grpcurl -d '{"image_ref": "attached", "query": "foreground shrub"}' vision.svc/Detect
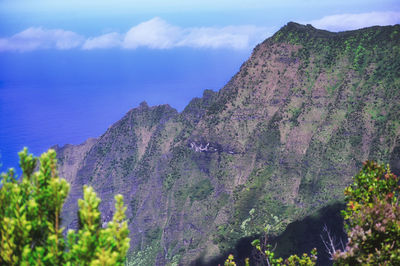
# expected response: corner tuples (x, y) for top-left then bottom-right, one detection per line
(0, 148), (130, 265)
(334, 161), (400, 264)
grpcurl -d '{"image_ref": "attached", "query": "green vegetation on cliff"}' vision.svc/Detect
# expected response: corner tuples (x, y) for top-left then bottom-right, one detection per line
(52, 22), (400, 264)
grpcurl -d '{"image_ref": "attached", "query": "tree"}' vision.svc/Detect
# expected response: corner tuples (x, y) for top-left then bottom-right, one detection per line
(0, 148), (130, 265)
(334, 161), (400, 264)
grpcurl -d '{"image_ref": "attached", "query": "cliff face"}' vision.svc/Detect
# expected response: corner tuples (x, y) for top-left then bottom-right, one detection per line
(56, 22), (400, 264)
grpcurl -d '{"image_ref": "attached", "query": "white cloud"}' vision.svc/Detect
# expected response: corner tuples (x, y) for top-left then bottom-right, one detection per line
(177, 25), (268, 49)
(123, 18), (181, 49)
(82, 32), (122, 49)
(305, 11), (400, 32)
(121, 17), (271, 50)
(0, 27), (84, 52)
(0, 18), (272, 52)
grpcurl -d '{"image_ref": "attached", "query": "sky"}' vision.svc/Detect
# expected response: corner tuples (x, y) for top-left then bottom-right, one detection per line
(0, 0), (399, 171)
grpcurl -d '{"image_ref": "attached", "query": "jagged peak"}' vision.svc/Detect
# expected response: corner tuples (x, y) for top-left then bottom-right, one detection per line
(270, 21), (400, 45)
(181, 89), (218, 123)
(270, 21), (336, 43)
(284, 21), (317, 31)
(133, 101), (177, 113)
(52, 137), (97, 153)
(139, 101), (149, 109)
(202, 89), (217, 98)
(99, 102), (178, 139)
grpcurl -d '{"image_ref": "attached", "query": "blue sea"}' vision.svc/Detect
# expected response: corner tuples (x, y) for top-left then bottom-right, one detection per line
(0, 48), (250, 173)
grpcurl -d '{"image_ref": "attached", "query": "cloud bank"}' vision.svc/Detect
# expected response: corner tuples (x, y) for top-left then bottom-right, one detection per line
(0, 18), (272, 52)
(0, 27), (84, 52)
(2, 12), (398, 52)
(305, 11), (400, 32)
(82, 32), (123, 50)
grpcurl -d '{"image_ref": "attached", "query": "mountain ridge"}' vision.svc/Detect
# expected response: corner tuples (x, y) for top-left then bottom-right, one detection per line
(55, 22), (400, 265)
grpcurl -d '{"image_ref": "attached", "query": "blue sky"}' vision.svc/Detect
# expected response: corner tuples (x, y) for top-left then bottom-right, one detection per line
(0, 0), (399, 170)
(1, 1), (399, 51)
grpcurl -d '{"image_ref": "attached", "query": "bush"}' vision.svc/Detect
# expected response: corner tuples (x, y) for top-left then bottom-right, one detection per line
(334, 161), (400, 264)
(0, 148), (130, 265)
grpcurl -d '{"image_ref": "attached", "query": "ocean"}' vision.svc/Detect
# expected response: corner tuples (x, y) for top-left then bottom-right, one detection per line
(0, 48), (250, 172)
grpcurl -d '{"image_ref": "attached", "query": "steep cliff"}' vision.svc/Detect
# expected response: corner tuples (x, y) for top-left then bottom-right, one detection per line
(55, 22), (400, 265)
